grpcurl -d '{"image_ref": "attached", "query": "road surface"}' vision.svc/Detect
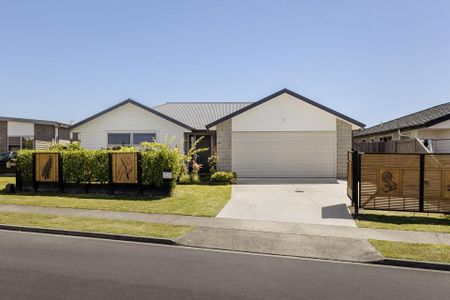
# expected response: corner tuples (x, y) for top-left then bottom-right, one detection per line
(0, 230), (448, 299)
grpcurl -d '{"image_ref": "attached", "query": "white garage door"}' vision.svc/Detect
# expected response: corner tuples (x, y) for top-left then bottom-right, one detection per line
(232, 131), (336, 177)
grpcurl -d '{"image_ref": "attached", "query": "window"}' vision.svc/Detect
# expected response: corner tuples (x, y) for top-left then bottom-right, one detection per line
(21, 137), (34, 149)
(108, 133), (131, 145)
(133, 133), (156, 145)
(379, 136), (392, 142)
(8, 136), (33, 151)
(72, 132), (80, 142)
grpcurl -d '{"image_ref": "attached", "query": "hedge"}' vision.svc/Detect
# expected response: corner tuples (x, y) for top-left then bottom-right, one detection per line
(16, 143), (181, 189)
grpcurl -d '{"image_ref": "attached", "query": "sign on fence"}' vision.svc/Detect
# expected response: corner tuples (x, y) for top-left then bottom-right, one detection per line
(111, 153), (139, 184)
(35, 153), (60, 182)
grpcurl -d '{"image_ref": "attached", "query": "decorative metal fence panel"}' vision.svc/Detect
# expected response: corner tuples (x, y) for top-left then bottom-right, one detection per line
(424, 155), (450, 212)
(348, 152), (450, 214)
(359, 154), (421, 211)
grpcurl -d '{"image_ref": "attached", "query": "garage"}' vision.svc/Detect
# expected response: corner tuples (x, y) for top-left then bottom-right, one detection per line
(232, 131), (336, 177)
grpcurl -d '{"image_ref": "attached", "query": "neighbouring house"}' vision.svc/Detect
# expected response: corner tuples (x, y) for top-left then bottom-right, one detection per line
(0, 116), (70, 152)
(70, 89), (364, 178)
(353, 102), (450, 153)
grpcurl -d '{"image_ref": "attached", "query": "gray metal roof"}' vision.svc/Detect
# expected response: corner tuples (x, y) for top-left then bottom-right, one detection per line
(153, 102), (252, 130)
(354, 102), (450, 137)
(0, 116), (69, 127)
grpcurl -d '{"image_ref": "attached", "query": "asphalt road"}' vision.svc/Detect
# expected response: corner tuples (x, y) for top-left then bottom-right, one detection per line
(0, 230), (449, 300)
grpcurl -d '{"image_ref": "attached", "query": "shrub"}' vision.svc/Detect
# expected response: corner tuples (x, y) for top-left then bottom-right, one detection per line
(190, 173), (201, 184)
(16, 150), (34, 184)
(208, 150), (219, 175)
(178, 173), (191, 184)
(141, 142), (182, 187)
(210, 171), (237, 184)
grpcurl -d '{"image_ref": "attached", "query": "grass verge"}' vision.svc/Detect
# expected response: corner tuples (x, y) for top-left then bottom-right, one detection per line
(356, 210), (450, 234)
(0, 211), (192, 238)
(0, 176), (231, 217)
(370, 239), (450, 264)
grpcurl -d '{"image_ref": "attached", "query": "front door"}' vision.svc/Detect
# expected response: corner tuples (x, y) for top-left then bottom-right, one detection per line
(191, 135), (212, 173)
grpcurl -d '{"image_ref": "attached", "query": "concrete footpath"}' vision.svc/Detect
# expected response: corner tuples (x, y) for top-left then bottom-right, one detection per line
(1, 204), (450, 262)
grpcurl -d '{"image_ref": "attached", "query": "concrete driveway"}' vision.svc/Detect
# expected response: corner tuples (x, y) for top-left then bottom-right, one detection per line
(217, 179), (356, 227)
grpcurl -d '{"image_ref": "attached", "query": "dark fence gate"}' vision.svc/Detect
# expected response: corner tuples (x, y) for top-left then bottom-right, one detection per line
(348, 151), (450, 214)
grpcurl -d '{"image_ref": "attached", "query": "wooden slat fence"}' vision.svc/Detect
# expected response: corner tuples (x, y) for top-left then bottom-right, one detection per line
(353, 140), (428, 154)
(348, 151), (450, 214)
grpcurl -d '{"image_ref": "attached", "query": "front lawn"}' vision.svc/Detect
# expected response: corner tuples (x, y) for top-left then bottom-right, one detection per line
(356, 210), (450, 234)
(0, 180), (231, 217)
(0, 211), (192, 238)
(370, 239), (450, 264)
(0, 176), (15, 191)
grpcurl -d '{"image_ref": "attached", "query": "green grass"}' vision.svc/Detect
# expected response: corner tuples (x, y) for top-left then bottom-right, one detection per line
(370, 239), (450, 264)
(0, 176), (15, 191)
(356, 210), (450, 234)
(0, 211), (192, 238)
(0, 176), (231, 217)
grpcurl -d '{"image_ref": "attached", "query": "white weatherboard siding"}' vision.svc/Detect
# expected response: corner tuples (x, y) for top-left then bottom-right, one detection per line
(232, 93), (337, 132)
(232, 131), (336, 177)
(7, 122), (34, 136)
(72, 103), (186, 150)
(230, 93), (341, 177)
(433, 140), (450, 153)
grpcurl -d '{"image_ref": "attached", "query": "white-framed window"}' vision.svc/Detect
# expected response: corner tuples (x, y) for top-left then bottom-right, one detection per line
(108, 133), (131, 145)
(132, 133), (156, 145)
(107, 132), (156, 147)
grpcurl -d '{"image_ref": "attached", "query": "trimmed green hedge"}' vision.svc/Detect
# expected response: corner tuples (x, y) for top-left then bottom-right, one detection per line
(16, 143), (181, 188)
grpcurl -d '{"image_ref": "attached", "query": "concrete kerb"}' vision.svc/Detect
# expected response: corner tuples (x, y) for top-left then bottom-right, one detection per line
(0, 224), (178, 245)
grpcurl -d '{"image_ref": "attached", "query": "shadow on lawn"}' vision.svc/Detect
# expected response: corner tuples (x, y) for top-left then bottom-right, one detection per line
(358, 213), (450, 226)
(0, 191), (171, 202)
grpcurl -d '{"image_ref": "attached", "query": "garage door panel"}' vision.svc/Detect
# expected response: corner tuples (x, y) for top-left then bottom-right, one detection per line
(232, 131), (335, 177)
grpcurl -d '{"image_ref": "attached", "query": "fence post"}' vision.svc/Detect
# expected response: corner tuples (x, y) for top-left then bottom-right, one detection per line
(137, 152), (143, 195)
(108, 153), (114, 194)
(58, 153), (63, 193)
(352, 151), (360, 216)
(16, 167), (22, 192)
(419, 154), (425, 212)
(32, 152), (37, 192)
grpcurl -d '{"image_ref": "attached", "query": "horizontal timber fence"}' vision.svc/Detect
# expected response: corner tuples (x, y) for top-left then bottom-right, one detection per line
(353, 140), (428, 154)
(348, 151), (450, 215)
(16, 151), (177, 196)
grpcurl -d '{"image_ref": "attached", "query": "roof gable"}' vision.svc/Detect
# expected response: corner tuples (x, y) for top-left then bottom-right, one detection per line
(70, 99), (194, 131)
(205, 88), (365, 128)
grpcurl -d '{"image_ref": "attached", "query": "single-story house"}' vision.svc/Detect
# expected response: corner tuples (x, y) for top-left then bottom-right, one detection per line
(70, 89), (364, 178)
(353, 102), (450, 153)
(0, 116), (70, 152)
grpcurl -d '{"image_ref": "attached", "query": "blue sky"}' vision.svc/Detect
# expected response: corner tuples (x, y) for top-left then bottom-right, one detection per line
(1, 0), (450, 127)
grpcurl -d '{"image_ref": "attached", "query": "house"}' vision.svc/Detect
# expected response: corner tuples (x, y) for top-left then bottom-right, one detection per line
(70, 89), (364, 178)
(0, 116), (70, 152)
(353, 102), (450, 153)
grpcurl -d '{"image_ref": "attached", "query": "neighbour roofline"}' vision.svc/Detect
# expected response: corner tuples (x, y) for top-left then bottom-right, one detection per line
(0, 116), (69, 127)
(354, 113), (450, 138)
(353, 101), (450, 138)
(70, 99), (195, 131)
(205, 88), (366, 128)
